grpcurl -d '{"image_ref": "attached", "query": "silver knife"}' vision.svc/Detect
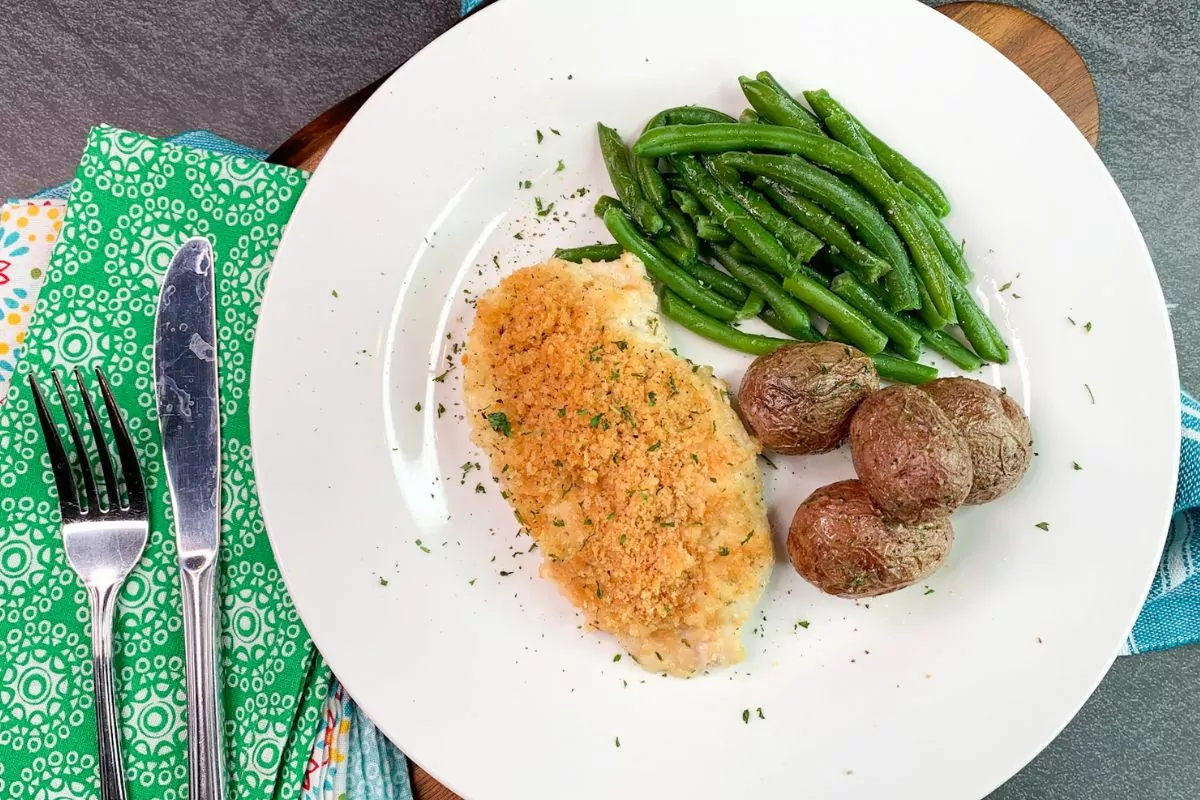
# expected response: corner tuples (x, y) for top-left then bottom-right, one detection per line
(154, 237), (226, 800)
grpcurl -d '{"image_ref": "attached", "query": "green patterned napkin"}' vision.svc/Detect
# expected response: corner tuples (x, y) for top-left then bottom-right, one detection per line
(0, 126), (330, 800)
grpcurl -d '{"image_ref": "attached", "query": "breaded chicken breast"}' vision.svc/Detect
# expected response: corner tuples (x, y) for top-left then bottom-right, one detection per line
(464, 253), (772, 675)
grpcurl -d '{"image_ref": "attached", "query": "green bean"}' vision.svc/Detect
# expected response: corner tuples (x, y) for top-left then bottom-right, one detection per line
(593, 194), (624, 219)
(718, 153), (918, 309)
(760, 308), (822, 342)
(916, 276), (953, 329)
(597, 123), (665, 236)
(754, 178), (891, 283)
(746, 72), (824, 134)
(670, 155), (797, 280)
(694, 216), (733, 243)
(830, 272), (922, 354)
(634, 111), (672, 210)
(739, 108), (761, 124)
(660, 204), (699, 261)
(553, 243), (624, 263)
(660, 290), (789, 355)
(906, 316), (984, 371)
(602, 207), (740, 322)
(737, 291), (766, 320)
(809, 103), (875, 161)
(655, 238), (748, 303)
(948, 279), (1008, 363)
(710, 244), (814, 339)
(781, 275), (887, 354)
(869, 351), (938, 385)
(671, 189), (704, 217)
(862, 130), (950, 217)
(703, 157), (823, 261)
(634, 124), (954, 318)
(804, 89), (950, 216)
(897, 183), (971, 282)
(662, 106), (738, 125)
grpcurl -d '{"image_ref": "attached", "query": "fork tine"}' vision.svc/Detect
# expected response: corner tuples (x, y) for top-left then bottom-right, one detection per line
(52, 370), (100, 514)
(28, 373), (83, 519)
(95, 367), (146, 515)
(74, 368), (121, 511)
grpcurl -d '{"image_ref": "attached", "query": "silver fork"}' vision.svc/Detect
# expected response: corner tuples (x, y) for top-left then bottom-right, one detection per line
(29, 368), (148, 800)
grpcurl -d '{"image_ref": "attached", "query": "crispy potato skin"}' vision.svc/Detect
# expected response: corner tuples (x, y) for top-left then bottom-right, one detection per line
(737, 342), (879, 455)
(787, 480), (953, 597)
(922, 378), (1033, 504)
(849, 384), (973, 523)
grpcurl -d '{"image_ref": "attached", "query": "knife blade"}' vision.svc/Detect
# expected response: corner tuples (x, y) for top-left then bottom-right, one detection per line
(154, 236), (226, 800)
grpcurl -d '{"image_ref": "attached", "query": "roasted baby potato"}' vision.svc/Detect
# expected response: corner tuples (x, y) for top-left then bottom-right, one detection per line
(922, 377), (1032, 504)
(849, 384), (973, 523)
(787, 479), (954, 597)
(737, 341), (879, 455)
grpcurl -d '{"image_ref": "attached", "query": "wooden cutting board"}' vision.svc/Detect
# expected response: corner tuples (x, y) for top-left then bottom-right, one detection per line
(269, 4), (1097, 798)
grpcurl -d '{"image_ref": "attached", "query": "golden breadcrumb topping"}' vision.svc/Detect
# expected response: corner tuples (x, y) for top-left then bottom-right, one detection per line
(464, 254), (772, 674)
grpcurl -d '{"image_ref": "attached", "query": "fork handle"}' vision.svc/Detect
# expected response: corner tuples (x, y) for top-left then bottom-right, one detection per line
(90, 583), (128, 800)
(181, 564), (227, 800)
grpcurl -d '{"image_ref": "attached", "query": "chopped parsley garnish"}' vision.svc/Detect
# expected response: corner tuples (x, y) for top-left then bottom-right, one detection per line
(659, 520), (675, 527)
(499, 570), (513, 576)
(584, 518), (594, 526)
(614, 736), (620, 748)
(331, 289), (339, 298)
(1067, 316), (1077, 325)
(555, 159), (565, 173)
(668, 375), (678, 396)
(535, 129), (544, 143)
(999, 281), (1012, 292)
(647, 441), (662, 452)
(619, 534), (627, 546)
(795, 620), (810, 630)
(475, 483), (486, 494)
(1084, 321), (1093, 333)
(590, 413), (609, 430)
(742, 709), (750, 724)
(647, 391), (657, 406)
(690, 453), (699, 464)
(550, 128), (561, 136)
(613, 654), (621, 662)
(1085, 383), (1095, 404)
(596, 585), (604, 598)
(521, 179), (532, 189)
(1035, 521), (1050, 531)
(718, 547), (730, 556)
(487, 412), (512, 437)
(588, 345), (604, 362)
(610, 368), (621, 382)
(414, 402), (422, 412)
(534, 197), (555, 216)
(513, 231), (524, 240)
(924, 587), (935, 595)
(437, 403), (446, 418)
(614, 340), (628, 351)
(1073, 461), (1083, 471)
(468, 578), (476, 586)
(740, 531), (753, 545)
(607, 511), (616, 520)
(756, 708), (765, 720)
(558, 407), (567, 417)
(433, 366), (454, 382)
(552, 518), (565, 527)
(378, 577), (388, 586)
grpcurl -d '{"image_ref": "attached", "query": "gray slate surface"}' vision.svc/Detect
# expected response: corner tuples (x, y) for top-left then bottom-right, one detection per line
(1, 0), (1198, 797)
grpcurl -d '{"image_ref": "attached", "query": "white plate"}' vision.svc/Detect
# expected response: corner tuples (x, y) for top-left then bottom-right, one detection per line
(250, 0), (1180, 797)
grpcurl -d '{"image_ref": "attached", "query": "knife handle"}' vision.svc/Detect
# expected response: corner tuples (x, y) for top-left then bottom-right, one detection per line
(180, 564), (227, 800)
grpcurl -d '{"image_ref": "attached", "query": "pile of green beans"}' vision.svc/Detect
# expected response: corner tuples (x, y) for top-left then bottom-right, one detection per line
(583, 75), (1009, 383)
